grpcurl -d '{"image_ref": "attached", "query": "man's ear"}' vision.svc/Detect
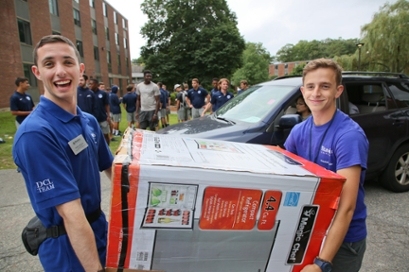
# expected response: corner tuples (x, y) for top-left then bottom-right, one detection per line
(31, 65), (42, 80)
(79, 63), (85, 75)
(335, 85), (344, 99)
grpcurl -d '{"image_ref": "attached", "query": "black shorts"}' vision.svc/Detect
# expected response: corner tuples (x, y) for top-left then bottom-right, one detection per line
(139, 110), (158, 131)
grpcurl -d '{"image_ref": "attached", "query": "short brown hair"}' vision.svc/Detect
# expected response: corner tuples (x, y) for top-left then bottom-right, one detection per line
(240, 80), (248, 85)
(219, 78), (230, 85)
(192, 78), (199, 84)
(33, 35), (80, 66)
(126, 84), (134, 92)
(303, 58), (343, 86)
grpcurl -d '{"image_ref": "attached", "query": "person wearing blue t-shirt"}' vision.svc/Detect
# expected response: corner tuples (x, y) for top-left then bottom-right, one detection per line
(157, 82), (168, 128)
(10, 77), (35, 128)
(284, 59), (368, 272)
(202, 78), (234, 116)
(13, 35), (113, 272)
(89, 78), (111, 145)
(122, 84), (138, 128)
(186, 78), (209, 119)
(77, 74), (96, 115)
(209, 78), (220, 112)
(109, 85), (122, 136)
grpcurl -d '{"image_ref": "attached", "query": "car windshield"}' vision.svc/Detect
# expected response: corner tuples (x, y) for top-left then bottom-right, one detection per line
(216, 85), (296, 123)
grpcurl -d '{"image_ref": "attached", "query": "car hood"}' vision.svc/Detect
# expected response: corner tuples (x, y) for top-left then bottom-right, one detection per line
(157, 115), (251, 140)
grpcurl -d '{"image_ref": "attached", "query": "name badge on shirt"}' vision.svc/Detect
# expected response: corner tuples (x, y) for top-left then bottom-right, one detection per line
(68, 134), (88, 155)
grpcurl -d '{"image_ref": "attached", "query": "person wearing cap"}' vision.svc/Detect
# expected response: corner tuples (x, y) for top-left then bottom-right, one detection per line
(109, 85), (122, 136)
(174, 84), (185, 123)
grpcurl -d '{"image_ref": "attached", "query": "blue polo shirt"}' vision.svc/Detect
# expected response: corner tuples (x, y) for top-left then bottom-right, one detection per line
(211, 91), (234, 111)
(77, 86), (96, 115)
(10, 91), (35, 124)
(210, 88), (220, 111)
(160, 88), (167, 109)
(109, 93), (121, 114)
(187, 87), (208, 108)
(93, 89), (109, 122)
(13, 96), (113, 271)
(122, 92), (137, 113)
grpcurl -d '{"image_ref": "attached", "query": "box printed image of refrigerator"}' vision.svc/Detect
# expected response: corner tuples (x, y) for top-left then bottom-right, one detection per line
(106, 130), (345, 272)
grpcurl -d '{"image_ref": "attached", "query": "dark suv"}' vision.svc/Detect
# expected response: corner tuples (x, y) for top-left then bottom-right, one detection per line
(158, 72), (409, 192)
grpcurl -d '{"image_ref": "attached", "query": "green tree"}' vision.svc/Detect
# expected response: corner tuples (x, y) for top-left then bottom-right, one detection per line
(289, 63), (306, 76)
(360, 0), (409, 73)
(275, 38), (358, 62)
(132, 56), (145, 65)
(140, 0), (245, 87)
(231, 42), (273, 86)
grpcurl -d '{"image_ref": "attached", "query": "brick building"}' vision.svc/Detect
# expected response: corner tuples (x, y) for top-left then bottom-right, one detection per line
(269, 61), (308, 78)
(0, 0), (132, 109)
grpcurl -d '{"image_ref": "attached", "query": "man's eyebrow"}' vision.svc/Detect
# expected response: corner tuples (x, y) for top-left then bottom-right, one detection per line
(41, 55), (75, 62)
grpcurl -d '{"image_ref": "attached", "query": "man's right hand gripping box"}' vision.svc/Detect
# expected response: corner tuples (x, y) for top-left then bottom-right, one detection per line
(106, 129), (345, 272)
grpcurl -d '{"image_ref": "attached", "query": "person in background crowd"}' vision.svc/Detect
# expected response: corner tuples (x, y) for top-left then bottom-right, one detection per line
(209, 78), (220, 113)
(182, 83), (191, 120)
(163, 84), (171, 125)
(98, 82), (106, 91)
(77, 74), (96, 115)
(10, 77), (35, 128)
(122, 84), (138, 128)
(237, 80), (249, 95)
(295, 95), (311, 121)
(109, 85), (122, 136)
(174, 84), (186, 123)
(285, 58), (368, 272)
(186, 78), (209, 119)
(89, 78), (111, 145)
(136, 70), (160, 131)
(201, 78), (234, 116)
(157, 82), (168, 128)
(13, 34), (112, 272)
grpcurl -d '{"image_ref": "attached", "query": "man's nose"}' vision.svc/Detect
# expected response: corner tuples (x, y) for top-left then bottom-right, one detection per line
(55, 63), (67, 77)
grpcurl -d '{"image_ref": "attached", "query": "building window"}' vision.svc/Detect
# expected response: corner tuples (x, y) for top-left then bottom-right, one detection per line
(103, 3), (108, 17)
(109, 77), (113, 87)
(122, 18), (127, 29)
(115, 33), (120, 45)
(49, 0), (59, 16)
(52, 31), (61, 35)
(119, 79), (123, 93)
(91, 19), (97, 34)
(284, 63), (288, 75)
(105, 27), (109, 40)
(73, 0), (79, 3)
(17, 19), (32, 45)
(114, 11), (118, 24)
(125, 57), (129, 74)
(123, 38), (127, 49)
(23, 63), (37, 87)
(76, 40), (84, 57)
(73, 9), (81, 26)
(107, 51), (112, 73)
(89, 0), (95, 7)
(94, 46), (99, 60)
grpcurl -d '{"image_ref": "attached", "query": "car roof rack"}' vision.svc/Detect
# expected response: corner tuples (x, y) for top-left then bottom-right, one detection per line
(342, 71), (409, 79)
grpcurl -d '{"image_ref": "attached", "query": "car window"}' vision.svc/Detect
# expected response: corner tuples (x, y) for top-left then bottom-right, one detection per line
(217, 85), (296, 123)
(344, 83), (388, 114)
(387, 81), (409, 109)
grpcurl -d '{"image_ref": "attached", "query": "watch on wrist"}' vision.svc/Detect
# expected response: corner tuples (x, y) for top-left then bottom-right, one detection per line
(314, 257), (332, 272)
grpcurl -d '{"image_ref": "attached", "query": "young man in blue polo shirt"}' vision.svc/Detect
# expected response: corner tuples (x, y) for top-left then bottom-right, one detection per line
(157, 82), (168, 128)
(109, 85), (122, 136)
(122, 84), (138, 128)
(201, 78), (234, 116)
(186, 78), (209, 119)
(285, 59), (368, 272)
(209, 78), (220, 113)
(77, 74), (96, 115)
(89, 78), (111, 145)
(13, 35), (113, 272)
(10, 77), (35, 128)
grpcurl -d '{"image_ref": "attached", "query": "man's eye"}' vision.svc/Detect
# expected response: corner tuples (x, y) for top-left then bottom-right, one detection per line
(44, 62), (53, 67)
(322, 85), (330, 89)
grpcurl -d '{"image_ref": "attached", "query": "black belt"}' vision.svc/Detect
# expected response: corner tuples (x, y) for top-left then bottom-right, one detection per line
(45, 208), (102, 238)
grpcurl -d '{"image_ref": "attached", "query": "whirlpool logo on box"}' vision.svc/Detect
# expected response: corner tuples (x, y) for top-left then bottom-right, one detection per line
(287, 205), (319, 264)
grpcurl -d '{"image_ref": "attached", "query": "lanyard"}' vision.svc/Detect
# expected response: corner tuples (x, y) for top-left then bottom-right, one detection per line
(309, 111), (337, 163)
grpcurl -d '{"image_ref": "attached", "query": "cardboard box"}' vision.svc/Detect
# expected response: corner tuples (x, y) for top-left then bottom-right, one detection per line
(106, 129), (345, 272)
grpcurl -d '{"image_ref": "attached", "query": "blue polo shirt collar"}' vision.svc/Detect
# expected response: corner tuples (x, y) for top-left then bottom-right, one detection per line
(39, 96), (84, 124)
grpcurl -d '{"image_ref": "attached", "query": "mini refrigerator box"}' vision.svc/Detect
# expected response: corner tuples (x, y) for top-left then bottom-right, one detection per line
(106, 129), (345, 272)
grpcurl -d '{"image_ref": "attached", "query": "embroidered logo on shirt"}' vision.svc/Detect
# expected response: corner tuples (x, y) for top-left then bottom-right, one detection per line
(98, 94), (103, 98)
(36, 179), (55, 193)
(320, 145), (333, 156)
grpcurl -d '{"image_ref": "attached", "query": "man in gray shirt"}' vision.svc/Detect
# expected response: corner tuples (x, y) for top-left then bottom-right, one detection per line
(136, 70), (160, 131)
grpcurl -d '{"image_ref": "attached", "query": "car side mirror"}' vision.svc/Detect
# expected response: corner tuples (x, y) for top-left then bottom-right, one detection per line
(278, 114), (302, 129)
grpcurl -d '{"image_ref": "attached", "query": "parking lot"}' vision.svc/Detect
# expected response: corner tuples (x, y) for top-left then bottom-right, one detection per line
(0, 170), (408, 272)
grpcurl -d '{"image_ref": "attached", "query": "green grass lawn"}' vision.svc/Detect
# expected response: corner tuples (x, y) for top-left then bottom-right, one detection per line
(0, 110), (179, 170)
